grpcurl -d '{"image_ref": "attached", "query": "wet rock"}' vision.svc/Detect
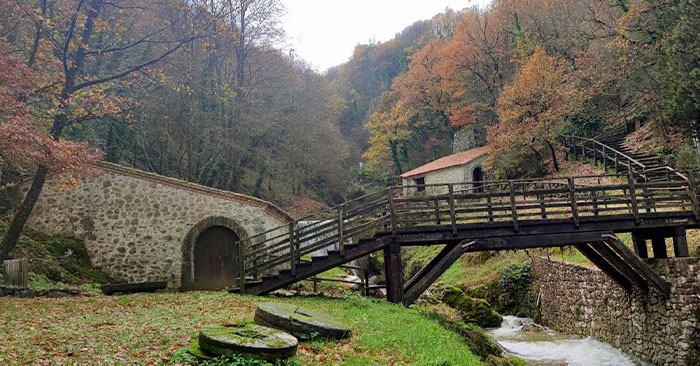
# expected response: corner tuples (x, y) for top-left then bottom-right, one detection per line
(520, 322), (549, 332)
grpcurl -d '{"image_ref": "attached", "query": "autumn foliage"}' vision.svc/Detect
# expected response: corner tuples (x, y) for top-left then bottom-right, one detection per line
(0, 42), (103, 178)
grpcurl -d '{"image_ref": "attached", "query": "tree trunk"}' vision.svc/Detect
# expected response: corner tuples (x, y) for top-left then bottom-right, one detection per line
(0, 165), (47, 261)
(545, 139), (560, 172)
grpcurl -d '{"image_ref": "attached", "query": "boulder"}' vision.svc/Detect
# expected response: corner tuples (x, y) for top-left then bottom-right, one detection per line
(198, 324), (297, 362)
(254, 302), (351, 339)
(443, 286), (503, 328)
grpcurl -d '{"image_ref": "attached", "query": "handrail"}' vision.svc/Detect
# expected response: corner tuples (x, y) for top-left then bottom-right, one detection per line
(234, 171), (699, 293)
(564, 134), (687, 182)
(564, 134), (647, 173)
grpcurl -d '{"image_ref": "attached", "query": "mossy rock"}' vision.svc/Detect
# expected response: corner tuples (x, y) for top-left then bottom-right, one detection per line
(419, 307), (503, 360)
(198, 324), (297, 362)
(443, 286), (502, 328)
(187, 340), (215, 361)
(485, 355), (528, 366)
(254, 302), (351, 339)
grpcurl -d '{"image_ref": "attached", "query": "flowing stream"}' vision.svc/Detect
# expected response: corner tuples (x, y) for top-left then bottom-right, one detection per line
(488, 316), (644, 366)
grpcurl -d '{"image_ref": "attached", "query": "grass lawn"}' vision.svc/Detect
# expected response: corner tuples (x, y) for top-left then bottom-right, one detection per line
(0, 292), (482, 366)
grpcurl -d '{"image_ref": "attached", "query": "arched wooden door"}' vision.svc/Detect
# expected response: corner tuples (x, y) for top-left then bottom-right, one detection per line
(472, 167), (484, 193)
(193, 226), (239, 290)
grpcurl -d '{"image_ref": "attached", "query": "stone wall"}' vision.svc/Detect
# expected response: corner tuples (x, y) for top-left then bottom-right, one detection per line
(533, 257), (700, 365)
(21, 162), (291, 289)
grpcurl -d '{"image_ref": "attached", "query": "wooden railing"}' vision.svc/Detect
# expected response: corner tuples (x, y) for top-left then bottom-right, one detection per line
(564, 134), (687, 182)
(235, 172), (700, 292)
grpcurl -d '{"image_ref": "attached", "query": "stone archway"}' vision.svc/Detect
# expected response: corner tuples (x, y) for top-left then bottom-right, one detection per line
(181, 216), (249, 290)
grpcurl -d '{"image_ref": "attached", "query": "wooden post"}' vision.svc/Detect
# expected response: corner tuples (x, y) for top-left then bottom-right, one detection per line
(628, 173), (640, 224)
(388, 187), (397, 239)
(238, 239), (246, 294)
(651, 237), (668, 258)
(338, 206), (345, 258)
(363, 269), (370, 297)
(289, 222), (296, 277)
(383, 242), (404, 304)
(568, 177), (579, 228)
(3, 259), (28, 287)
(631, 232), (648, 258)
(508, 180), (519, 231)
(434, 197), (441, 225)
(687, 170), (700, 220)
(448, 184), (457, 235)
(614, 154), (619, 174)
(313, 279), (319, 293)
(602, 146), (607, 171)
(538, 190), (546, 219)
(486, 185), (494, 223)
(672, 226), (689, 258)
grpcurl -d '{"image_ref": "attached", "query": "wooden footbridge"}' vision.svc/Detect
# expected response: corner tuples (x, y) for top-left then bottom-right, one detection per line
(233, 134), (696, 306)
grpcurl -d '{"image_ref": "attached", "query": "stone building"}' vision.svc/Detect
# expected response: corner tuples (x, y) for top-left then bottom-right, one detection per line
(20, 162), (292, 290)
(401, 146), (489, 195)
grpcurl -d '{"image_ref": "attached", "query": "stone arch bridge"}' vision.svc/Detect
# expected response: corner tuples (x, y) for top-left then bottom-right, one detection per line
(21, 162), (291, 289)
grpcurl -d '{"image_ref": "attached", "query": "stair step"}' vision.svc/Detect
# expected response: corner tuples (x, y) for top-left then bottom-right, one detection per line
(262, 274), (280, 281)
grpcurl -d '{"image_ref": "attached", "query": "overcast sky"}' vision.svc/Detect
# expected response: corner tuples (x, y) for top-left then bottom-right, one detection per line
(281, 0), (492, 72)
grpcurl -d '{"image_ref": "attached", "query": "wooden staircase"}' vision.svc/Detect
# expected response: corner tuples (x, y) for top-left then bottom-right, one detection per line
(564, 127), (687, 182)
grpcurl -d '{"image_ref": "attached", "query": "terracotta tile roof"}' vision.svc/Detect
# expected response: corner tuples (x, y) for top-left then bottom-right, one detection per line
(400, 146), (489, 179)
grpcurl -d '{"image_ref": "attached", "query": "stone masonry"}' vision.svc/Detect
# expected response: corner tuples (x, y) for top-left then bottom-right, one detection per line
(533, 257), (700, 365)
(21, 162), (291, 289)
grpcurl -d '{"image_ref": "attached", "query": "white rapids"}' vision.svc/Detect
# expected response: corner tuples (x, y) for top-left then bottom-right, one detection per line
(488, 316), (644, 366)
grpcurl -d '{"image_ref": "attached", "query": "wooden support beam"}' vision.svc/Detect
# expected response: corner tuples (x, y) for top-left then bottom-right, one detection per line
(631, 231), (648, 259)
(672, 226), (689, 258)
(651, 237), (668, 258)
(403, 241), (474, 306)
(383, 241), (404, 304)
(603, 234), (671, 298)
(575, 244), (632, 294)
(590, 242), (648, 292)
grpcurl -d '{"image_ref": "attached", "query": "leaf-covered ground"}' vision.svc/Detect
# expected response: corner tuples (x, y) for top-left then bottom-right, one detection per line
(0, 292), (482, 366)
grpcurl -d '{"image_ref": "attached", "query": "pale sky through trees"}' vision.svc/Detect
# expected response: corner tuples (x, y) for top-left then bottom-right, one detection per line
(281, 0), (492, 72)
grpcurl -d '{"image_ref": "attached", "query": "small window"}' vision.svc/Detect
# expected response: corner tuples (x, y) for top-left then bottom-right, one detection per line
(415, 177), (426, 192)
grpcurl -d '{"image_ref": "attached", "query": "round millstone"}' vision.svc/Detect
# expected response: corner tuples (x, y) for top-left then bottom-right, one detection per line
(187, 340), (216, 361)
(198, 324), (298, 362)
(254, 302), (352, 340)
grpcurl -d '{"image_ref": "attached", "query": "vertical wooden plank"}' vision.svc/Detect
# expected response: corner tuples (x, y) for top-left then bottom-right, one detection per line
(388, 187), (397, 239)
(628, 173), (640, 224)
(508, 180), (519, 232)
(602, 145), (607, 171)
(651, 237), (667, 258)
(383, 242), (404, 304)
(288, 222), (296, 277)
(631, 232), (648, 258)
(568, 177), (579, 228)
(538, 188), (546, 219)
(448, 184), (457, 235)
(614, 154), (619, 174)
(687, 170), (700, 220)
(672, 226), (689, 258)
(433, 197), (440, 225)
(338, 206), (345, 258)
(486, 185), (494, 223)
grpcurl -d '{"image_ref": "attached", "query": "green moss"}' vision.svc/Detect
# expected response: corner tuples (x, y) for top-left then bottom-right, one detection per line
(442, 287), (503, 328)
(484, 355), (528, 366)
(9, 231), (112, 286)
(419, 307), (503, 361)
